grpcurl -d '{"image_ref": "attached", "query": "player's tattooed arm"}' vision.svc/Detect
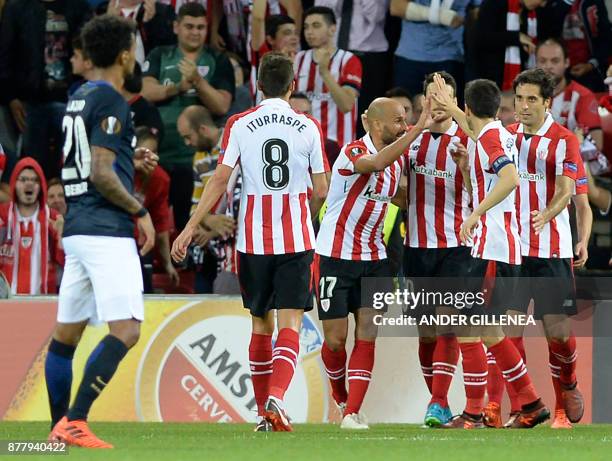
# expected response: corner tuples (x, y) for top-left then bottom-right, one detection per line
(90, 146), (144, 215)
(531, 175), (574, 234)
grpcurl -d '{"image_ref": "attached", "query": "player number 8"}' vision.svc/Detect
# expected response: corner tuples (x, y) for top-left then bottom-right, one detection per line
(262, 138), (290, 190)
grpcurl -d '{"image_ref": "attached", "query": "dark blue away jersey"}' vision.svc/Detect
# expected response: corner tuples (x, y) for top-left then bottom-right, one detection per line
(62, 80), (136, 238)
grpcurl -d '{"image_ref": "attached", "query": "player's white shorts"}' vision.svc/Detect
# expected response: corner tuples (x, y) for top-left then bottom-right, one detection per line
(57, 235), (144, 324)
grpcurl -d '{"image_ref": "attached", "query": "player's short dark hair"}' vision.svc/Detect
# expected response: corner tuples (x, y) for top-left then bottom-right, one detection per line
(513, 68), (555, 100)
(464, 79), (501, 119)
(181, 105), (215, 131)
(135, 125), (159, 145)
(304, 6), (336, 25)
(123, 62), (142, 94)
(290, 91), (310, 102)
(536, 37), (568, 60)
(177, 3), (206, 21)
(258, 52), (294, 98)
(266, 14), (295, 38)
(423, 71), (457, 97)
(385, 86), (412, 99)
(81, 15), (135, 69)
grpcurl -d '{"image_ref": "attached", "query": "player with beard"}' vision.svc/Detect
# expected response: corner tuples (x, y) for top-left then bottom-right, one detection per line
(497, 69), (591, 429)
(46, 15), (155, 448)
(314, 97), (432, 429)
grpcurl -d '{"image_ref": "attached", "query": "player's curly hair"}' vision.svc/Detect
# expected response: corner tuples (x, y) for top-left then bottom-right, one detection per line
(81, 14), (135, 69)
(512, 68), (555, 101)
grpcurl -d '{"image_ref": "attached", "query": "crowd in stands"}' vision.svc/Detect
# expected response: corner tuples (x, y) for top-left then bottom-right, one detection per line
(0, 0), (611, 296)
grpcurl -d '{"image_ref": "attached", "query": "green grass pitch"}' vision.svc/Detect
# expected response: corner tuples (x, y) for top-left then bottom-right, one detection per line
(1, 422), (611, 461)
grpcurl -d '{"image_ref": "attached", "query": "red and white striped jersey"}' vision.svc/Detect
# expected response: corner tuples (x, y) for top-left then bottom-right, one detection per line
(316, 133), (404, 261)
(507, 115), (580, 259)
(404, 121), (472, 249)
(550, 80), (601, 132)
(219, 98), (326, 255)
(469, 120), (522, 265)
(293, 49), (362, 148)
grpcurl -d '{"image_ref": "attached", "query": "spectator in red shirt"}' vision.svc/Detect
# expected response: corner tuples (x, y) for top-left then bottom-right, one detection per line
(0, 158), (64, 294)
(133, 126), (179, 291)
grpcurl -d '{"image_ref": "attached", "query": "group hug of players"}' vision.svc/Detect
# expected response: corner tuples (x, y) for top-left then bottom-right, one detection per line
(175, 52), (588, 432)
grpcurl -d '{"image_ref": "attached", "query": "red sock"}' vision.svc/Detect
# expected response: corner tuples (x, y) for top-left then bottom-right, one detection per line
(418, 338), (436, 394)
(249, 333), (273, 416)
(506, 336), (526, 411)
(549, 346), (564, 410)
(430, 335), (459, 407)
(549, 334), (577, 386)
(269, 328), (299, 401)
(488, 337), (539, 407)
(345, 340), (375, 416)
(321, 341), (348, 405)
(459, 342), (487, 415)
(509, 336), (526, 362)
(486, 352), (504, 405)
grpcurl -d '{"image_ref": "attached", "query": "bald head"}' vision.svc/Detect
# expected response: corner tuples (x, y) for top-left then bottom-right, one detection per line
(366, 97), (403, 123)
(177, 105), (218, 151)
(180, 105), (215, 131)
(365, 97), (408, 147)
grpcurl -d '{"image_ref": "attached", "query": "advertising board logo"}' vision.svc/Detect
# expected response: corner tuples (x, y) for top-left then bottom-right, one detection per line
(135, 301), (328, 423)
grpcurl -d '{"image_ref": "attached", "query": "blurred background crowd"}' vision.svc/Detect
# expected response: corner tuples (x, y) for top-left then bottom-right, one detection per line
(0, 0), (611, 296)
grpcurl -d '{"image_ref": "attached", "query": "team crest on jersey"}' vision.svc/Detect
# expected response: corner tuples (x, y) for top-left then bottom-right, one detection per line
(505, 138), (514, 149)
(21, 237), (32, 249)
(101, 117), (122, 135)
(350, 146), (365, 157)
(320, 299), (330, 312)
(536, 147), (548, 160)
(197, 66), (210, 78)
